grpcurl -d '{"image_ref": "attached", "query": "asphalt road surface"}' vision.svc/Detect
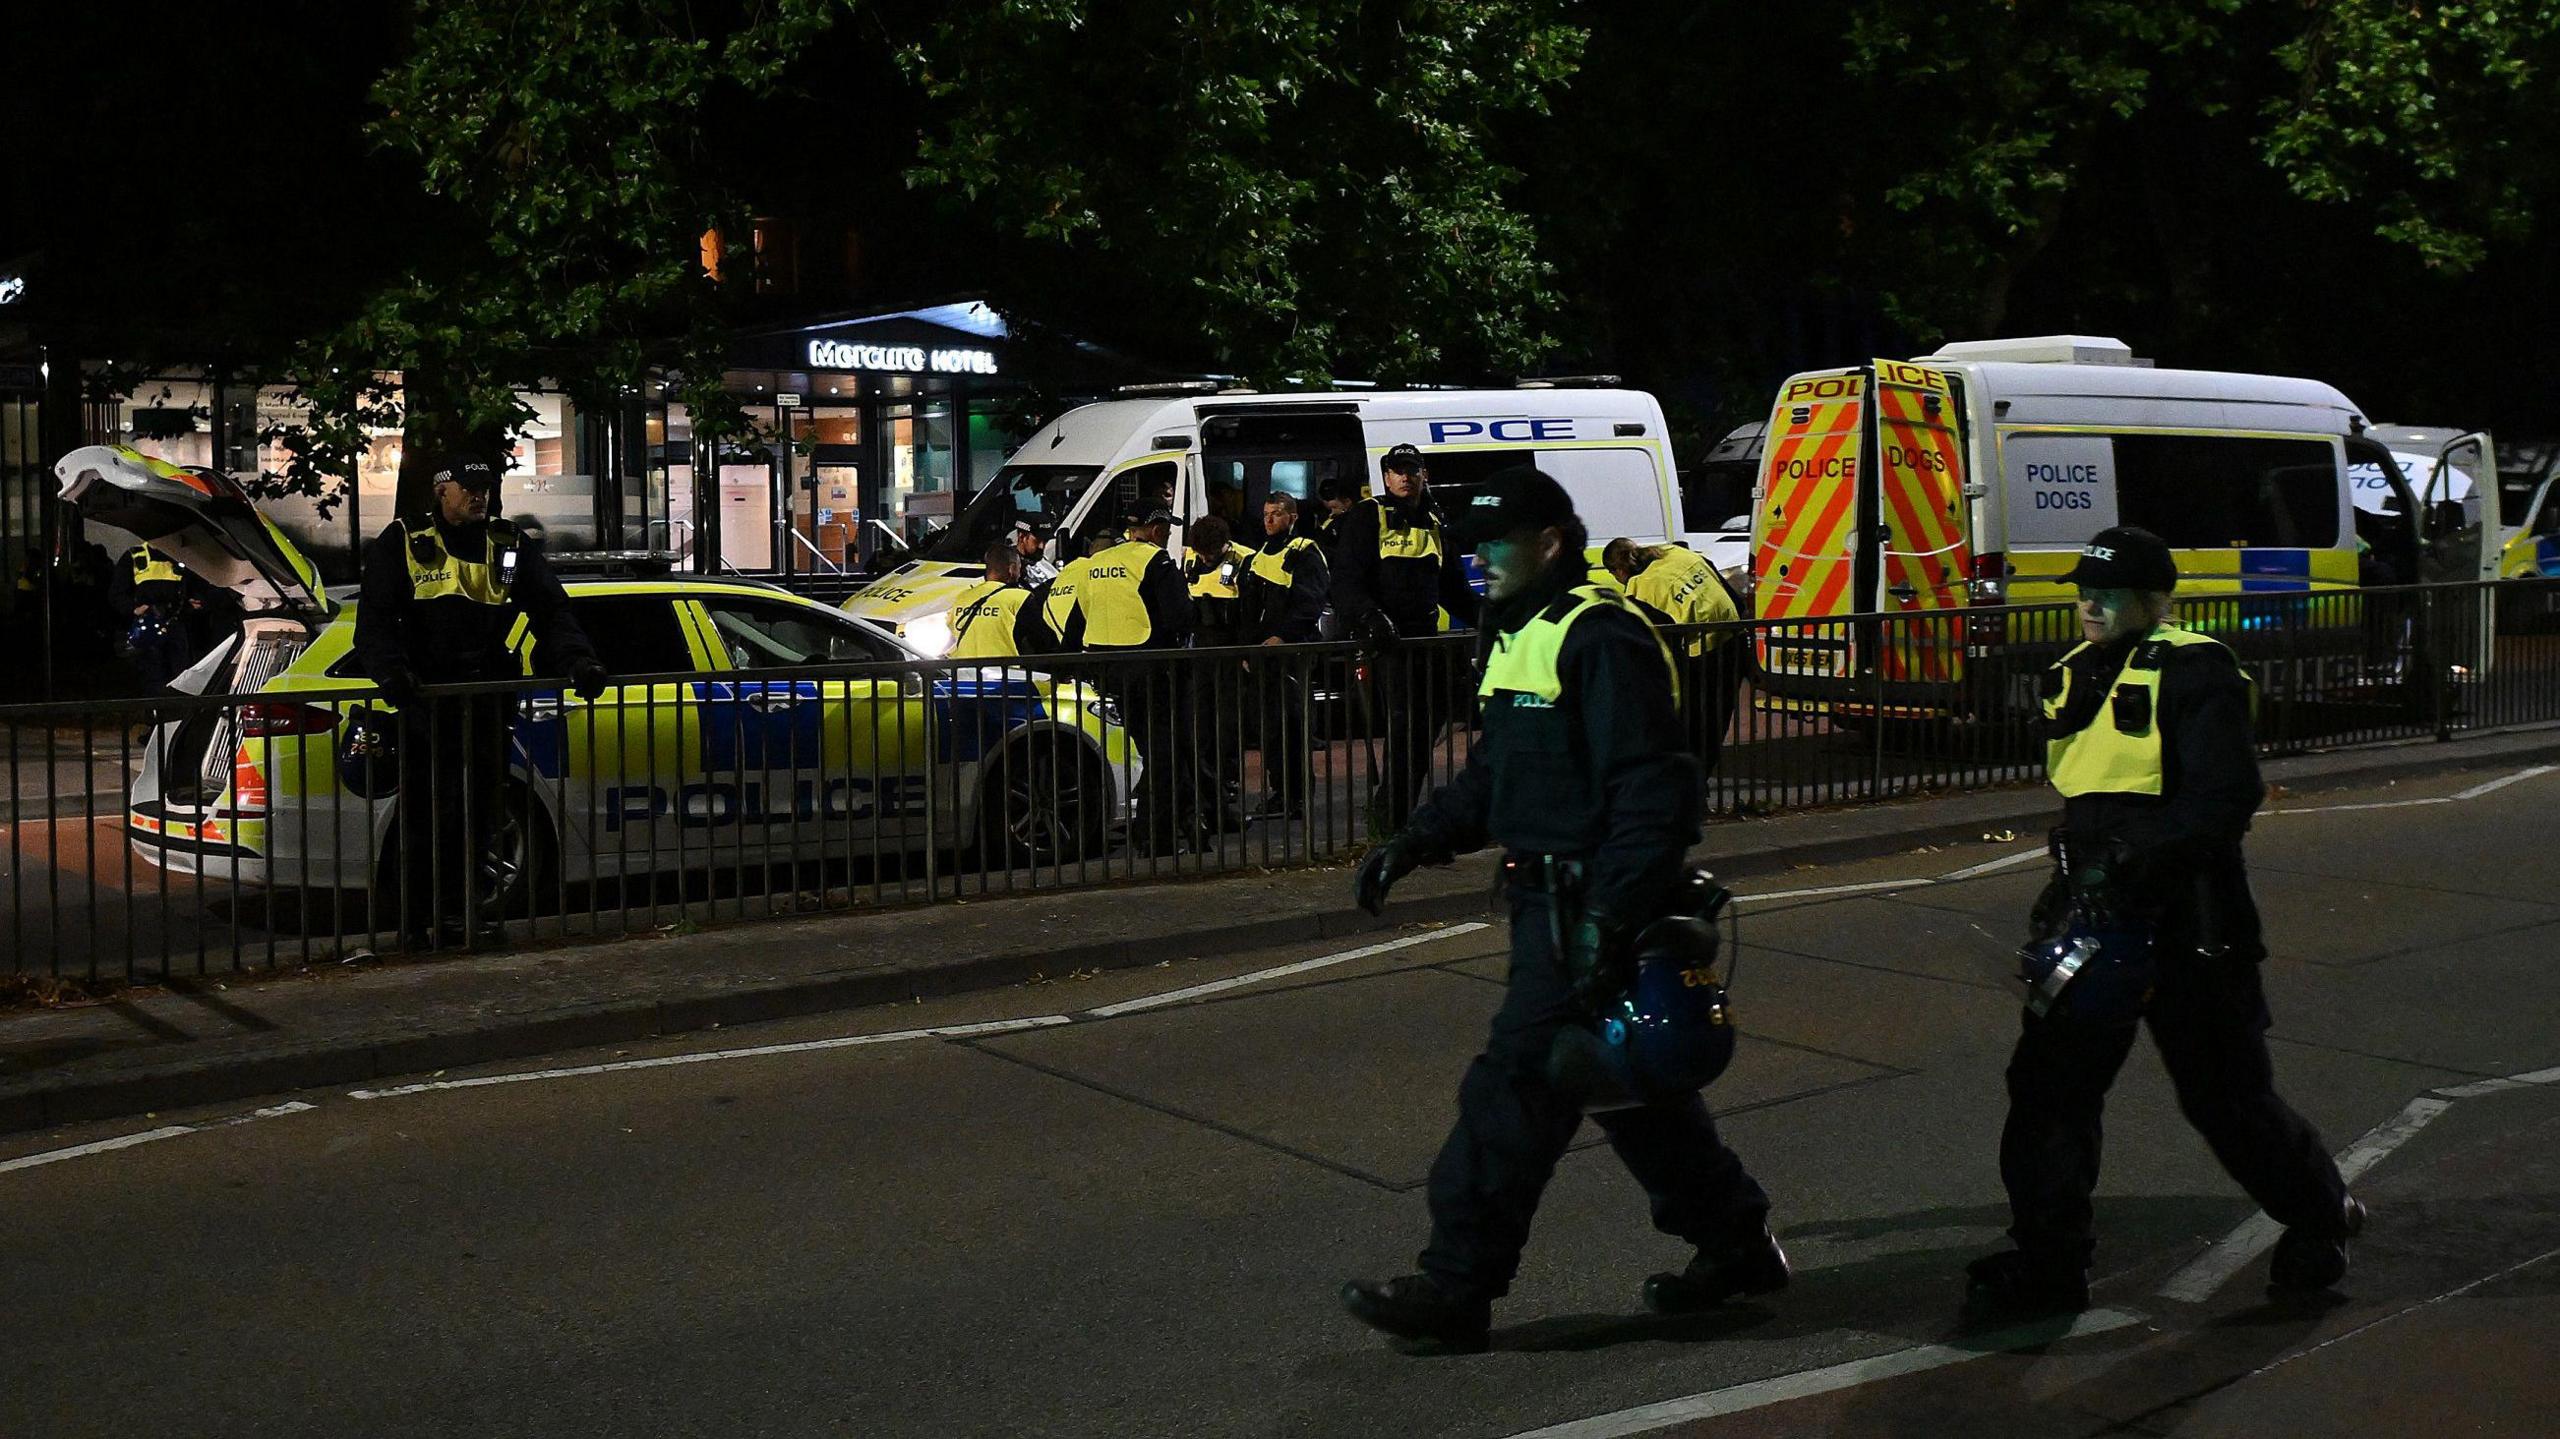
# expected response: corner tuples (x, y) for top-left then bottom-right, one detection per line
(3, 766), (2556, 1438)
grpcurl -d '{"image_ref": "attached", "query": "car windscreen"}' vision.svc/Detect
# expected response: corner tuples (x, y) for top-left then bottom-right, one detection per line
(925, 464), (1101, 562)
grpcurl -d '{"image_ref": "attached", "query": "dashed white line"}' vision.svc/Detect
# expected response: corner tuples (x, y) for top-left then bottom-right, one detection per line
(2451, 763), (2557, 801)
(2265, 796), (2453, 815)
(1937, 848), (2049, 881)
(0, 1099), (317, 1176)
(1503, 1308), (2147, 1438)
(1085, 923), (1492, 1017)
(1736, 878), (1928, 904)
(346, 1015), (1075, 1099)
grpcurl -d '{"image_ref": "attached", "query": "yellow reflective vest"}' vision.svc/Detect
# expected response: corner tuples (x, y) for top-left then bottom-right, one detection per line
(128, 546), (183, 587)
(1629, 546), (1738, 657)
(1189, 542), (1254, 601)
(2043, 625), (2246, 798)
(401, 517), (520, 606)
(1076, 539), (1164, 648)
(1480, 581), (1678, 705)
(948, 578), (1030, 659)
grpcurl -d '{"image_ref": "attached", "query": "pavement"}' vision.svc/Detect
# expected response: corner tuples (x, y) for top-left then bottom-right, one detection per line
(1, 753), (2553, 1437)
(1, 724), (2555, 1139)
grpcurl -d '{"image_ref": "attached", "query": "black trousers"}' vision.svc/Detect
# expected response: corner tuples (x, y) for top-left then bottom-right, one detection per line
(1999, 946), (2348, 1265)
(1420, 890), (1771, 1301)
(1114, 660), (1207, 850)
(1367, 646), (1454, 833)
(391, 694), (511, 934)
(1251, 657), (1312, 808)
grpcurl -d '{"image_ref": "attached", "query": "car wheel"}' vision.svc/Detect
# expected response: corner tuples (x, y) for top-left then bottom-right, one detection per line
(377, 781), (556, 924)
(979, 732), (1109, 867)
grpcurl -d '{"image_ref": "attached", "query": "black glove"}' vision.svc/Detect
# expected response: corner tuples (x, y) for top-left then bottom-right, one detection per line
(1354, 836), (1422, 916)
(571, 658), (610, 701)
(377, 668), (425, 710)
(1354, 609), (1400, 655)
(1564, 909), (1634, 1013)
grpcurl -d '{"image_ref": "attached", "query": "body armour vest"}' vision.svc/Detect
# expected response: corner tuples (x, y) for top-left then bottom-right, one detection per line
(2043, 625), (2249, 797)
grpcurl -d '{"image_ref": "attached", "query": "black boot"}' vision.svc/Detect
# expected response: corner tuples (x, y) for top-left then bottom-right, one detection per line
(2269, 1196), (2367, 1293)
(1963, 1249), (2090, 1321)
(1643, 1226), (1792, 1314)
(1340, 1273), (1491, 1354)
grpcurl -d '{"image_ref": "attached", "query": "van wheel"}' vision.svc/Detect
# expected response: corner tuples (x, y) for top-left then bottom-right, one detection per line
(978, 733), (1109, 867)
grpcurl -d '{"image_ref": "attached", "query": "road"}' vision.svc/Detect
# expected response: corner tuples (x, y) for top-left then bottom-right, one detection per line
(2, 766), (2556, 1438)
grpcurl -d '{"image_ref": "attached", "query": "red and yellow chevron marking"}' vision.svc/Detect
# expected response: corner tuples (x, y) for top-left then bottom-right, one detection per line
(1755, 372), (1865, 678)
(1870, 364), (1972, 683)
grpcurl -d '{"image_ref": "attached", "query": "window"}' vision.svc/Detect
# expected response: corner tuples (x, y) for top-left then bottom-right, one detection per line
(565, 595), (696, 675)
(697, 597), (902, 669)
(1200, 410), (1366, 528)
(2112, 435), (2341, 549)
(925, 463), (1101, 562)
(1059, 460), (1176, 560)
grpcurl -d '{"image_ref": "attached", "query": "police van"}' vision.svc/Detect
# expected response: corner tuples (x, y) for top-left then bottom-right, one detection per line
(843, 385), (1684, 651)
(1749, 336), (2502, 715)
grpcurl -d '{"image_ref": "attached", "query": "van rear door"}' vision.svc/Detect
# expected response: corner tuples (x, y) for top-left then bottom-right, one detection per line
(1870, 360), (1974, 684)
(1753, 368), (1866, 679)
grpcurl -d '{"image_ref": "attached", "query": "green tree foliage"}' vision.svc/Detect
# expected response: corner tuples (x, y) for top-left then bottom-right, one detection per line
(897, 1), (1582, 384)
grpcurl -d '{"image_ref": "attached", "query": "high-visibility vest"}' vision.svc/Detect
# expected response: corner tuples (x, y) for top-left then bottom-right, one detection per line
(1479, 581), (1677, 704)
(1075, 539), (1163, 648)
(2043, 625), (2248, 797)
(1248, 536), (1320, 589)
(1190, 542), (1253, 600)
(400, 517), (520, 606)
(128, 546), (182, 587)
(948, 578), (1029, 659)
(1365, 497), (1445, 563)
(1042, 556), (1097, 642)
(1629, 546), (1738, 656)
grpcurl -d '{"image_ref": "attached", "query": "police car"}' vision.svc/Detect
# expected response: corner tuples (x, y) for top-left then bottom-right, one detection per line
(56, 446), (1137, 910)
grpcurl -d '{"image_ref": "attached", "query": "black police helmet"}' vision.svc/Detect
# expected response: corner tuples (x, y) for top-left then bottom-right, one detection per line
(1380, 442), (1426, 475)
(2060, 525), (2177, 592)
(1446, 465), (1579, 551)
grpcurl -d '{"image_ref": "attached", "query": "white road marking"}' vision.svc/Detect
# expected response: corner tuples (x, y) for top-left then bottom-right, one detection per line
(1736, 878), (1927, 904)
(1938, 848), (2048, 881)
(346, 1015), (1074, 1099)
(1503, 1308), (2146, 1438)
(1083, 923), (1492, 1017)
(2157, 1096), (2452, 1304)
(2433, 1063), (2560, 1100)
(0, 1099), (317, 1176)
(2451, 764), (2557, 801)
(2265, 796), (2453, 815)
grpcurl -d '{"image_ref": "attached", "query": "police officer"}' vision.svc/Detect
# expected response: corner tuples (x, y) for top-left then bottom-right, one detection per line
(1966, 525), (2361, 1318)
(1011, 521), (1059, 587)
(1057, 508), (1198, 853)
(1331, 443), (1481, 832)
(1240, 495), (1330, 817)
(115, 543), (193, 685)
(353, 450), (606, 947)
(1342, 467), (1784, 1353)
(1183, 515), (1251, 649)
(1604, 538), (1750, 769)
(948, 541), (1044, 660)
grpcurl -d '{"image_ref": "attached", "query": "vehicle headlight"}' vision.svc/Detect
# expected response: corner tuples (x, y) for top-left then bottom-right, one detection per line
(904, 613), (954, 658)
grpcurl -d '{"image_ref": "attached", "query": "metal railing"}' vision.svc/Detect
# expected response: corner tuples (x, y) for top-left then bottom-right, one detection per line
(5, 576), (2555, 984)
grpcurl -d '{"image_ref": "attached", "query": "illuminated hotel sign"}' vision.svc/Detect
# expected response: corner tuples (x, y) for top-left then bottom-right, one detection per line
(807, 339), (999, 375)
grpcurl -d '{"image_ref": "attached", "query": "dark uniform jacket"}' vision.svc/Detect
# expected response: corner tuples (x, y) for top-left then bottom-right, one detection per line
(353, 517), (595, 685)
(2045, 633), (2265, 959)
(1239, 531), (1331, 644)
(1402, 564), (1702, 922)
(1329, 494), (1481, 638)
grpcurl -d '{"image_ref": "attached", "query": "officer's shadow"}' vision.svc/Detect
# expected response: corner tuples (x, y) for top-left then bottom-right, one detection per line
(1490, 1196), (2271, 1358)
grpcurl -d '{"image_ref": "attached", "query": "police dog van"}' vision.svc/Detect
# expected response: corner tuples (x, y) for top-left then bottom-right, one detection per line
(1748, 336), (2502, 715)
(844, 385), (1683, 650)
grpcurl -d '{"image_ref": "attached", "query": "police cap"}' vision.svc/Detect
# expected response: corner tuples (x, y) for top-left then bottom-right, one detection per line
(426, 450), (502, 493)
(1380, 443), (1426, 475)
(1126, 506), (1176, 528)
(1446, 465), (1578, 551)
(2060, 525), (2177, 592)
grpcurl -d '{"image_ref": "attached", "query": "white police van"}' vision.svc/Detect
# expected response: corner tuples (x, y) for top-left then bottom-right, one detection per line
(844, 384), (1684, 650)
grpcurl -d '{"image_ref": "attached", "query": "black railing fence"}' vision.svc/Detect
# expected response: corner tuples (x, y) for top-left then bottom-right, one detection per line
(6, 577), (2556, 983)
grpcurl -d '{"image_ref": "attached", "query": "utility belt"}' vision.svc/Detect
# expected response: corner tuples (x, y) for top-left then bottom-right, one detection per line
(1501, 853), (1588, 897)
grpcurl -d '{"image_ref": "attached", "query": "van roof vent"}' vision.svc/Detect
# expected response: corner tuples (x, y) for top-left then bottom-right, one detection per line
(1923, 335), (2141, 367)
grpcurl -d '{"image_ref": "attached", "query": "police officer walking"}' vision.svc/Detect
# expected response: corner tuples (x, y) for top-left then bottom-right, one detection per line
(1330, 443), (1481, 833)
(1966, 525), (2361, 1318)
(948, 541), (1043, 660)
(1343, 468), (1785, 1354)
(1240, 495), (1330, 817)
(353, 450), (606, 948)
(1055, 507), (1199, 853)
(1603, 538), (1750, 768)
